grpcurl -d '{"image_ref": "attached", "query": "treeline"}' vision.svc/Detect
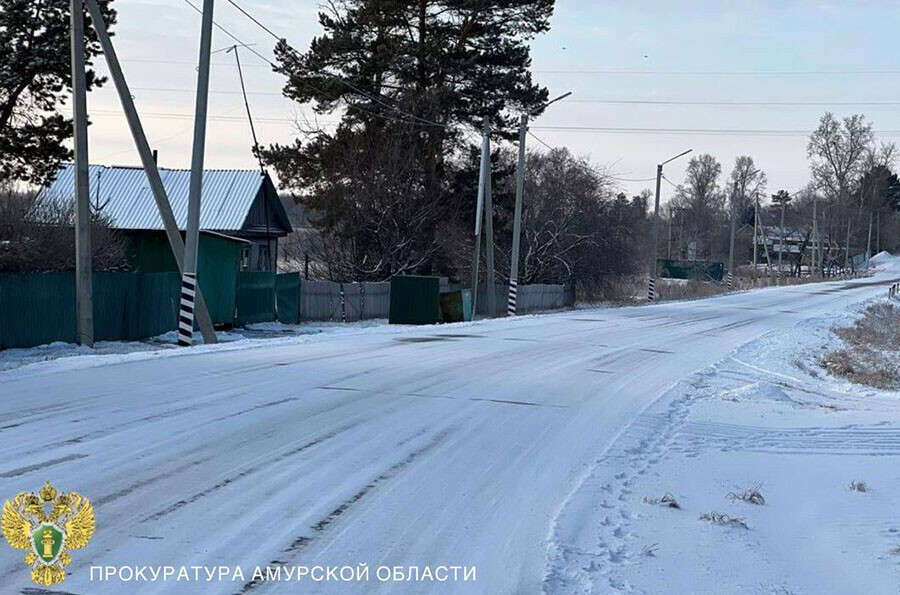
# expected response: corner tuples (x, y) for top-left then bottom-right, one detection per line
(658, 113), (900, 273)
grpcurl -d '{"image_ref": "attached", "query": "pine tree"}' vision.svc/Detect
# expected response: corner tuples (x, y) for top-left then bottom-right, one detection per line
(0, 0), (116, 185)
(263, 0), (554, 277)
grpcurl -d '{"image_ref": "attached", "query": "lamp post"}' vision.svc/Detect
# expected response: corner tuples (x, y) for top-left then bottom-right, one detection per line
(508, 91), (572, 316)
(648, 149), (693, 301)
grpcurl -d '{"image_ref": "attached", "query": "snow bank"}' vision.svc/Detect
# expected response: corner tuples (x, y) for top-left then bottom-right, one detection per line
(869, 250), (893, 265)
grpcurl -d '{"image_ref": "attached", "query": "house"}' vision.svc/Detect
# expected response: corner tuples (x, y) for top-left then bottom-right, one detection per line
(42, 164), (293, 272)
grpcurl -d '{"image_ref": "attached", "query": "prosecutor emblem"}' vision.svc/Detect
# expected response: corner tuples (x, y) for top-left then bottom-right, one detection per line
(2, 481), (95, 585)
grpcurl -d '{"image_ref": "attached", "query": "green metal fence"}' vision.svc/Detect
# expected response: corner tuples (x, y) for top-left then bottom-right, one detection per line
(235, 272), (276, 326)
(389, 276), (442, 325)
(0, 273), (76, 348)
(275, 274), (300, 324)
(0, 272), (182, 349)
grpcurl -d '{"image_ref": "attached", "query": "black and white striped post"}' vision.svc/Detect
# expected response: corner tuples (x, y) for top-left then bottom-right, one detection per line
(648, 277), (656, 302)
(726, 271), (734, 290)
(178, 272), (197, 346)
(508, 279), (518, 315)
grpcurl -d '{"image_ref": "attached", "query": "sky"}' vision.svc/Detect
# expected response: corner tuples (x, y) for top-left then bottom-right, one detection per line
(83, 1), (900, 203)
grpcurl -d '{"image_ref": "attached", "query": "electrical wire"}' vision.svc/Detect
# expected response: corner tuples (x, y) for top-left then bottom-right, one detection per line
(180, 0), (444, 130)
(526, 129), (555, 151)
(221, 0), (448, 129)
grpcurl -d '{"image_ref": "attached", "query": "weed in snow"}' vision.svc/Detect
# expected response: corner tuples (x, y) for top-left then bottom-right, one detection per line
(643, 493), (681, 509)
(727, 483), (766, 505)
(698, 511), (749, 529)
(849, 480), (870, 492)
(641, 543), (659, 557)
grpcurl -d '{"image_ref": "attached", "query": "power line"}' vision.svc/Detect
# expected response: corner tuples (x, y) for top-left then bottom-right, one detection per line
(88, 110), (900, 138)
(526, 129), (555, 151)
(534, 69), (900, 76)
(569, 99), (900, 107)
(181, 0), (442, 129)
(661, 175), (679, 188)
(116, 86), (900, 109)
(181, 0), (276, 69)
(221, 0), (448, 129)
(530, 125), (900, 137)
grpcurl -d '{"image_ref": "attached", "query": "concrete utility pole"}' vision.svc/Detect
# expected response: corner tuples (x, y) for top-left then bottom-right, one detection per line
(812, 195), (818, 277)
(483, 131), (497, 318)
(179, 0), (215, 347)
(508, 92), (571, 316)
(71, 0), (93, 347)
(648, 149), (692, 301)
(84, 0), (217, 344)
(470, 117), (490, 318)
(727, 179), (737, 290)
(778, 197), (786, 279)
(508, 114), (527, 316)
(752, 191), (759, 282)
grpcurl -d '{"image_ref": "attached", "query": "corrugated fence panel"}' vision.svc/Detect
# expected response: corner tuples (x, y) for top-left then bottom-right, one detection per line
(363, 282), (390, 319)
(474, 284), (508, 317)
(93, 272), (140, 341)
(299, 280), (341, 321)
(343, 284), (361, 322)
(135, 273), (181, 338)
(0, 273), (76, 348)
(235, 272), (276, 325)
(275, 273), (300, 324)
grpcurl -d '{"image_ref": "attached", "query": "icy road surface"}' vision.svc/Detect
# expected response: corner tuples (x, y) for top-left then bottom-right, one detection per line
(1, 261), (898, 594)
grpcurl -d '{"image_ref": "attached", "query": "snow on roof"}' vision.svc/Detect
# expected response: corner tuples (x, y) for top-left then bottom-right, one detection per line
(41, 164), (272, 232)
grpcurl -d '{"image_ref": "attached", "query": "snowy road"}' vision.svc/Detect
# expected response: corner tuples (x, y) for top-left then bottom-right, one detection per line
(2, 263), (899, 594)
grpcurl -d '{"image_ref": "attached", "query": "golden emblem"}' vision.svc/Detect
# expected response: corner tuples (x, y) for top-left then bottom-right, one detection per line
(2, 481), (94, 585)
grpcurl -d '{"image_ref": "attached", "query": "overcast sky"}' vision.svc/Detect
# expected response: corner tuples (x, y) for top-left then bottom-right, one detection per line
(84, 1), (900, 201)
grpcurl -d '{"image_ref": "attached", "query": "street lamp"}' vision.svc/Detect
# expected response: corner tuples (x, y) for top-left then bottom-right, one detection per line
(648, 149), (692, 301)
(508, 91), (572, 316)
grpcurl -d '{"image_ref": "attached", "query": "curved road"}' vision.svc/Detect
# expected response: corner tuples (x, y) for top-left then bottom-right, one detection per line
(1, 262), (897, 594)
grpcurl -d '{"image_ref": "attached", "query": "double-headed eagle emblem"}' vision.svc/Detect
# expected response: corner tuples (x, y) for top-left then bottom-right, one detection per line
(2, 481), (94, 586)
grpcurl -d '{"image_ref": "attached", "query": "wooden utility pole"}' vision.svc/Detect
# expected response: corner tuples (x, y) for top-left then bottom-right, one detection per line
(71, 0), (93, 346)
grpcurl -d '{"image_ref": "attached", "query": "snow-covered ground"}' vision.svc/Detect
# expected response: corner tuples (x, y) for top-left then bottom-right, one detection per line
(545, 295), (900, 595)
(1, 257), (898, 594)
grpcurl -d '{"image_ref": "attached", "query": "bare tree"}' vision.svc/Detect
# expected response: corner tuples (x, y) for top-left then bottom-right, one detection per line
(807, 113), (875, 202)
(0, 186), (125, 272)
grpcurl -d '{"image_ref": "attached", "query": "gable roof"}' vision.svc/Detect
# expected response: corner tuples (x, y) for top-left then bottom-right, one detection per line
(41, 164), (291, 234)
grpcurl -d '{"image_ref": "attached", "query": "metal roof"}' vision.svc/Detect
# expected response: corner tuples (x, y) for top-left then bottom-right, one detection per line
(42, 164), (272, 232)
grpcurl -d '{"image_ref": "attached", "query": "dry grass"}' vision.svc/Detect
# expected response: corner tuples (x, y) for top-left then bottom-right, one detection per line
(698, 511), (749, 529)
(726, 483), (766, 505)
(641, 543), (659, 557)
(643, 493), (682, 509)
(849, 480), (870, 493)
(823, 303), (900, 389)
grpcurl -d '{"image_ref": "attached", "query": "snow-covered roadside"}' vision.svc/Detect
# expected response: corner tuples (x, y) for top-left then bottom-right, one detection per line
(0, 321), (393, 378)
(0, 312), (559, 380)
(545, 298), (900, 595)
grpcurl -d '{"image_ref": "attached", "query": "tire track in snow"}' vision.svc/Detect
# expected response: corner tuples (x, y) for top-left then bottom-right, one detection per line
(235, 428), (453, 594)
(141, 419), (367, 523)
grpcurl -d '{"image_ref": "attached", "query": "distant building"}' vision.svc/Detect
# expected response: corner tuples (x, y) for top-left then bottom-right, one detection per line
(42, 164), (293, 272)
